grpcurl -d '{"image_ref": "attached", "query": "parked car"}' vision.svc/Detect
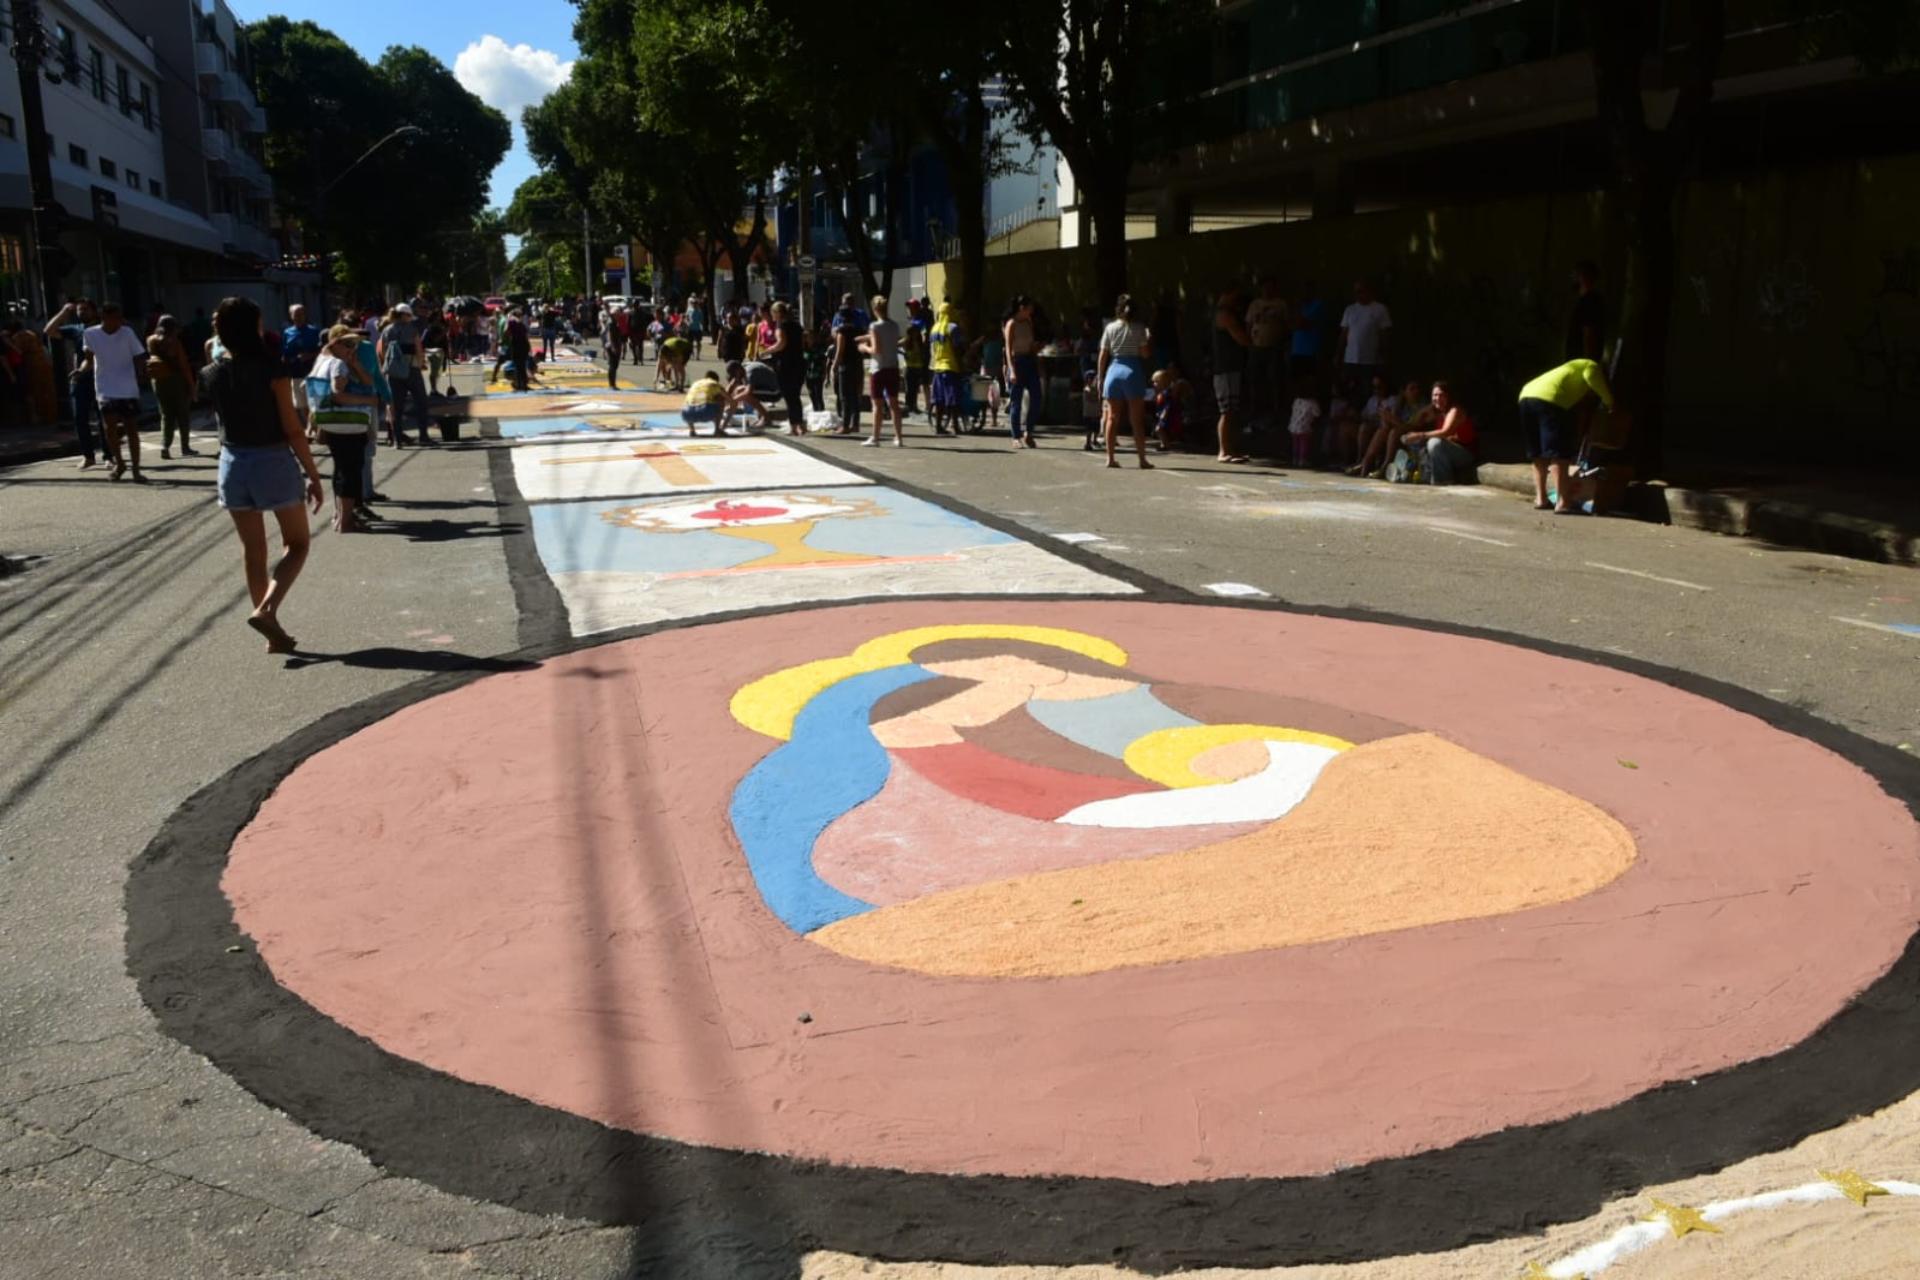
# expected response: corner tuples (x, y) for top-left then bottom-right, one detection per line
(483, 295), (506, 314)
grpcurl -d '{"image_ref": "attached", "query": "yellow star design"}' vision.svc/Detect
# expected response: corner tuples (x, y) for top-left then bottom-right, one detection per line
(1820, 1168), (1890, 1207)
(1641, 1198), (1721, 1238)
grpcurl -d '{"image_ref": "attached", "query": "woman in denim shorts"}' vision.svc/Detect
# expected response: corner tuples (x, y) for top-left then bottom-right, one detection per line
(201, 296), (325, 654)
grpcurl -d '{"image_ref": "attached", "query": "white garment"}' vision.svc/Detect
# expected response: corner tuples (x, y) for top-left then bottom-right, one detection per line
(308, 353), (370, 433)
(1100, 319), (1149, 359)
(1340, 300), (1392, 364)
(1287, 398), (1321, 436)
(83, 324), (146, 400)
(1057, 741), (1341, 829)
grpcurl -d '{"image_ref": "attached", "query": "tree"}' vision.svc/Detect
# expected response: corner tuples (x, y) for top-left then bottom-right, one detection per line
(248, 19), (508, 293)
(442, 210), (508, 294)
(619, 0), (791, 302)
(1583, 0), (1725, 478)
(992, 0), (1205, 308)
(524, 68), (697, 302)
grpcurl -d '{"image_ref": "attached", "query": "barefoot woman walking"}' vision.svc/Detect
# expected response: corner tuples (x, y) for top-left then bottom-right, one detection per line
(202, 296), (324, 654)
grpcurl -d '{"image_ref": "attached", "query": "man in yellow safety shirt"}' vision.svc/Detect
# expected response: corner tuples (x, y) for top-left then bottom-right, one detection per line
(1517, 358), (1619, 514)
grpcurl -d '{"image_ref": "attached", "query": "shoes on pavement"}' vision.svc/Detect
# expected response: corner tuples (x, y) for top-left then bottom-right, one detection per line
(160, 448), (172, 460)
(369, 490), (392, 502)
(181, 447), (200, 456)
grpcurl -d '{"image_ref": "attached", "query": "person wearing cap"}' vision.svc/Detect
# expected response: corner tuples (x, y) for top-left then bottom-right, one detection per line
(378, 304), (432, 446)
(308, 323), (381, 533)
(147, 313), (198, 459)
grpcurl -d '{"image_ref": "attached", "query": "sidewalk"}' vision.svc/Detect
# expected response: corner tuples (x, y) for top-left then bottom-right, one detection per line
(0, 423), (81, 467)
(1476, 461), (1918, 567)
(1, 406), (211, 469)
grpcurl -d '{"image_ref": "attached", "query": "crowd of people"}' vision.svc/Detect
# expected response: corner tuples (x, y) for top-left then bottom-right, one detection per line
(656, 261), (1619, 501)
(26, 261), (1618, 654)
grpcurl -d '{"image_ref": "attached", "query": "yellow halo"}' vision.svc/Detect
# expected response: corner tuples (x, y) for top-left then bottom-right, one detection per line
(730, 624), (1130, 742)
(1124, 724), (1354, 790)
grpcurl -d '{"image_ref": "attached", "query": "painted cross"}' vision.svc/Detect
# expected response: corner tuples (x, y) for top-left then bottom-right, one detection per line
(538, 442), (778, 487)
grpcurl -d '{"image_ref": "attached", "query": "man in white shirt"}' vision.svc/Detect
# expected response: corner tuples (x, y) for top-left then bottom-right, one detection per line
(84, 302), (150, 482)
(1337, 280), (1392, 388)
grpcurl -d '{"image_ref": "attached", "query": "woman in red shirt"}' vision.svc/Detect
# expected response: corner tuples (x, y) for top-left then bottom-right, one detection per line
(1400, 380), (1478, 485)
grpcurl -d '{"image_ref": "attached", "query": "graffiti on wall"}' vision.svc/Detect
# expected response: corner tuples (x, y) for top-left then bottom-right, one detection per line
(1755, 259), (1820, 334)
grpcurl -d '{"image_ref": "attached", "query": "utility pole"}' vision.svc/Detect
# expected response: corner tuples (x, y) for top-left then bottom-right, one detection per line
(10, 0), (70, 317)
(581, 207), (591, 300)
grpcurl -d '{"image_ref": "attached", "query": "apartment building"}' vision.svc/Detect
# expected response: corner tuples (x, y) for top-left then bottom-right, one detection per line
(0, 0), (306, 321)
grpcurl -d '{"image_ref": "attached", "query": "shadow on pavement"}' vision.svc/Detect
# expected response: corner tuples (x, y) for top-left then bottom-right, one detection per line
(280, 647), (538, 674)
(374, 518), (524, 543)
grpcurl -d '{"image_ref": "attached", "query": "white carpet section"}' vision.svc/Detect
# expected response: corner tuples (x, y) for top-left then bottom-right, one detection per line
(1544, 1180), (1920, 1276)
(1056, 741), (1339, 829)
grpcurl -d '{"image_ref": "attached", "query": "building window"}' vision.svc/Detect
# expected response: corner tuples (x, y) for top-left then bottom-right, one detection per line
(126, 169), (140, 189)
(67, 143), (86, 167)
(0, 115), (13, 139)
(88, 47), (105, 102)
(116, 65), (131, 116)
(148, 178), (162, 198)
(54, 25), (76, 81)
(100, 157), (117, 179)
(139, 84), (153, 130)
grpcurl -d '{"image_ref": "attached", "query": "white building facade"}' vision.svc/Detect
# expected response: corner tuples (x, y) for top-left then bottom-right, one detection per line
(0, 0), (305, 323)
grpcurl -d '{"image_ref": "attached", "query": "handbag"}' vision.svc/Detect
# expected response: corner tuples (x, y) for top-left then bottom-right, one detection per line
(310, 405), (374, 434)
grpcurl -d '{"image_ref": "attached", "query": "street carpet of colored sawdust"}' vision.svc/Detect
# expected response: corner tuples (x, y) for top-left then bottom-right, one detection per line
(809, 732), (1637, 977)
(802, 1084), (1920, 1277)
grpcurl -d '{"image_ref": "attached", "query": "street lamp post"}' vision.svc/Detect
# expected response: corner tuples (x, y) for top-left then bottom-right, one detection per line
(309, 125), (424, 323)
(9, 0), (71, 318)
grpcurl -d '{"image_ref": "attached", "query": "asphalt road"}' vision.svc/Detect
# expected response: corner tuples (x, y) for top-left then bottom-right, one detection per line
(1, 354), (1915, 1279)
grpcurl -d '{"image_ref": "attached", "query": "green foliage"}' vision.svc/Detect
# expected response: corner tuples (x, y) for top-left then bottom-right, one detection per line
(504, 170), (580, 239)
(505, 239), (584, 296)
(248, 18), (509, 291)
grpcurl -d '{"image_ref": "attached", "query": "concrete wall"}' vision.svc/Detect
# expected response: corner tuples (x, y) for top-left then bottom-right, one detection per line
(947, 154), (1920, 465)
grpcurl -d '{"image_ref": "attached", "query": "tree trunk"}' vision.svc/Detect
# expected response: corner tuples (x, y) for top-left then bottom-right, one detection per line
(1086, 179), (1129, 310)
(953, 85), (989, 334)
(1616, 162), (1676, 477)
(878, 130), (909, 301)
(1585, 0), (1724, 481)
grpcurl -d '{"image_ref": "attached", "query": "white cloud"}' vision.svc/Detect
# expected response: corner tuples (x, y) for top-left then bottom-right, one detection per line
(453, 35), (575, 119)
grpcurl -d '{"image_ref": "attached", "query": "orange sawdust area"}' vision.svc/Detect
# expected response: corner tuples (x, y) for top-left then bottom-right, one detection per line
(810, 733), (1637, 978)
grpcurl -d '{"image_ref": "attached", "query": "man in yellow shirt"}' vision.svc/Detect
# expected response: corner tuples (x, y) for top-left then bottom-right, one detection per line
(926, 302), (966, 436)
(1517, 358), (1616, 513)
(682, 371), (729, 436)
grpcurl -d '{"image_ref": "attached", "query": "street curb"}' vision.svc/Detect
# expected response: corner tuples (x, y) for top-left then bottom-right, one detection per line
(0, 435), (80, 468)
(1475, 463), (1917, 566)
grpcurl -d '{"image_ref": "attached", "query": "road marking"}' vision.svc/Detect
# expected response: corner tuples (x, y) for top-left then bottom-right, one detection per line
(1584, 562), (1712, 591)
(1205, 582), (1269, 598)
(1053, 532), (1105, 544)
(1834, 616), (1920, 639)
(1427, 525), (1514, 547)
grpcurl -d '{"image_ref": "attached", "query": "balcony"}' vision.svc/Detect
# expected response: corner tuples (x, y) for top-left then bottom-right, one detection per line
(202, 128), (272, 193)
(194, 41), (267, 132)
(213, 211), (277, 263)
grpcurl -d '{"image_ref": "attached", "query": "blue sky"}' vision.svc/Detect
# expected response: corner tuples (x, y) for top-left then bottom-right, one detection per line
(230, 0), (578, 210)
